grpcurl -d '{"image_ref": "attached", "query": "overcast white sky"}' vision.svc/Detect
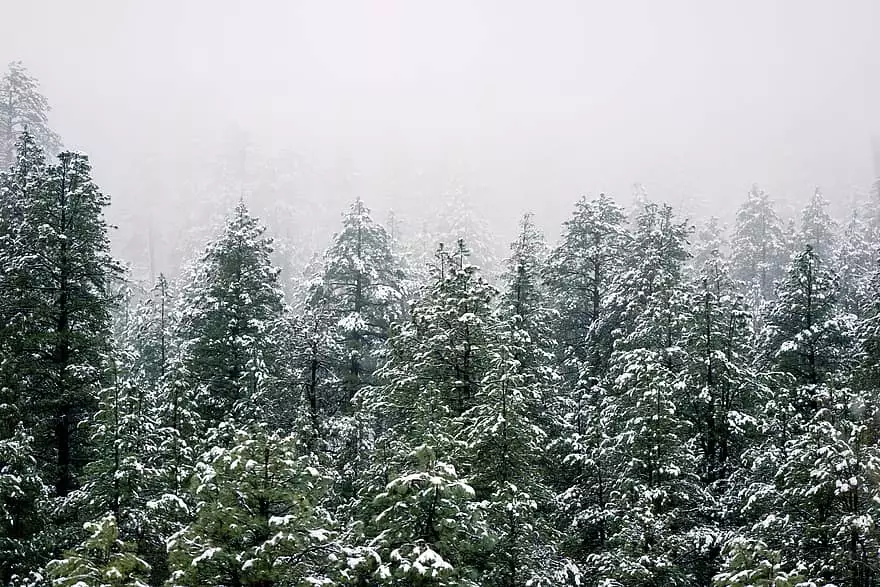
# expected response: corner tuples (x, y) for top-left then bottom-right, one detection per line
(2, 0), (879, 235)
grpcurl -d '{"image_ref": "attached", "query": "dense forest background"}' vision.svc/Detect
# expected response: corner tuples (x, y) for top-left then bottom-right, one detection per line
(3, 62), (880, 587)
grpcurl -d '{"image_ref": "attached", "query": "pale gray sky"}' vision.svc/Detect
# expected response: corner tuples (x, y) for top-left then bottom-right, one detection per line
(2, 0), (879, 253)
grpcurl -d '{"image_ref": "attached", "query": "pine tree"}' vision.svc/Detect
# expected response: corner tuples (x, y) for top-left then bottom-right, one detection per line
(732, 245), (872, 585)
(798, 188), (837, 261)
(166, 425), (338, 587)
(175, 201), (285, 431)
(833, 209), (875, 318)
(456, 215), (563, 585)
(355, 241), (496, 583)
(730, 186), (787, 303)
(0, 62), (61, 168)
(0, 424), (50, 585)
(690, 216), (727, 271)
(74, 349), (161, 581)
(365, 444), (487, 587)
(461, 322), (559, 586)
(544, 194), (629, 381)
(684, 251), (763, 486)
(416, 189), (502, 279)
(761, 245), (850, 388)
(0, 136), (122, 497)
(46, 513), (150, 587)
(126, 274), (175, 391)
(308, 197), (405, 413)
(588, 203), (711, 585)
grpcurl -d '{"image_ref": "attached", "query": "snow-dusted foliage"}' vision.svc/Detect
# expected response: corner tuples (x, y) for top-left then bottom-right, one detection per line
(731, 185), (787, 303)
(2, 88), (880, 585)
(0, 62), (61, 168)
(166, 425), (337, 586)
(174, 201), (286, 430)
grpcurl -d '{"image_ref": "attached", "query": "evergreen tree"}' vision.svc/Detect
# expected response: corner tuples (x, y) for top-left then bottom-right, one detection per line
(690, 215), (727, 271)
(308, 197), (405, 413)
(46, 513), (150, 587)
(456, 215), (563, 585)
(0, 62), (61, 168)
(544, 194), (629, 381)
(74, 349), (161, 581)
(0, 425), (50, 585)
(833, 209), (875, 318)
(175, 201), (285, 431)
(461, 322), (559, 586)
(0, 136), (122, 497)
(730, 186), (786, 302)
(798, 188), (837, 261)
(126, 274), (175, 391)
(166, 425), (338, 587)
(589, 203), (711, 585)
(732, 246), (872, 585)
(356, 241), (496, 583)
(684, 252), (763, 486)
(761, 245), (850, 387)
(365, 444), (487, 587)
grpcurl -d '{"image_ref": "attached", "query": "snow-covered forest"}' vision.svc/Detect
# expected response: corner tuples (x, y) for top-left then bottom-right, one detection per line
(3, 40), (880, 587)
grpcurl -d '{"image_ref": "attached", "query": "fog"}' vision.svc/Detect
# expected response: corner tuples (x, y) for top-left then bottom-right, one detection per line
(2, 0), (879, 276)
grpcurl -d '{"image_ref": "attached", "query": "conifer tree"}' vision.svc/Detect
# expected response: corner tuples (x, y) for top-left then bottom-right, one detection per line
(0, 62), (61, 168)
(0, 425), (50, 585)
(731, 246), (873, 585)
(175, 201), (285, 431)
(544, 194), (629, 380)
(798, 188), (837, 261)
(75, 349), (161, 580)
(730, 186), (786, 302)
(166, 425), (337, 587)
(589, 203), (711, 585)
(46, 513), (150, 587)
(833, 209), (875, 318)
(308, 197), (405, 413)
(690, 215), (727, 271)
(356, 241), (496, 583)
(0, 136), (122, 497)
(458, 215), (563, 585)
(684, 252), (763, 486)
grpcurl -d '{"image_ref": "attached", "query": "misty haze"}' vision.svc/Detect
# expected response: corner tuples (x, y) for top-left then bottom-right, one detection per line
(1, 1), (880, 586)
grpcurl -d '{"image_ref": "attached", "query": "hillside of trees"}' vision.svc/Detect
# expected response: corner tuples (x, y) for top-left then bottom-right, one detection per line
(3, 63), (880, 587)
